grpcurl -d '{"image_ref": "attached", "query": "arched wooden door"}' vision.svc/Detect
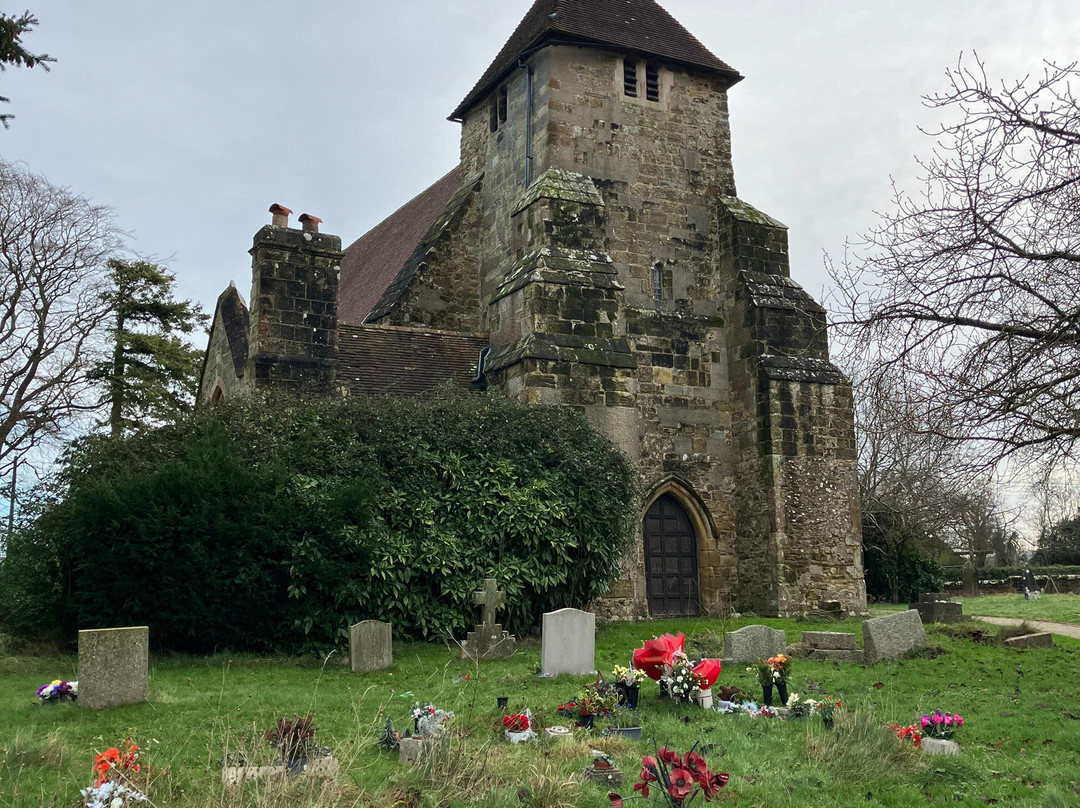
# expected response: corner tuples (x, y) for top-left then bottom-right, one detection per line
(643, 493), (700, 617)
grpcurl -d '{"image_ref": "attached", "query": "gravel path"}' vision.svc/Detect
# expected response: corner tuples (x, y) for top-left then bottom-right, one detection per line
(972, 615), (1080, 640)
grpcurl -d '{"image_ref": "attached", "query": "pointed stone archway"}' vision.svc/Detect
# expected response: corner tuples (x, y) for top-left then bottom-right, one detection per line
(641, 479), (713, 618)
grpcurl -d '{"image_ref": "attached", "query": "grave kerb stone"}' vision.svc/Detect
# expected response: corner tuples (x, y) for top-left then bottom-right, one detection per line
(801, 631), (857, 651)
(1003, 632), (1053, 649)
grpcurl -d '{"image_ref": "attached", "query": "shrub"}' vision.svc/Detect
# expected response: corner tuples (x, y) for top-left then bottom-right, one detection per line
(1, 390), (635, 652)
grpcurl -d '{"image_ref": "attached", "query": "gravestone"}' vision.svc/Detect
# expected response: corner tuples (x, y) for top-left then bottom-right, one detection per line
(722, 625), (786, 664)
(460, 578), (517, 660)
(1022, 569), (1041, 600)
(78, 626), (149, 709)
(350, 620), (392, 673)
(908, 592), (963, 625)
(800, 630), (863, 662)
(862, 610), (928, 663)
(540, 608), (595, 677)
(961, 561), (978, 598)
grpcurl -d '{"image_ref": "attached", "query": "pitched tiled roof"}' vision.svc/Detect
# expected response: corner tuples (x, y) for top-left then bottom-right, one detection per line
(339, 166), (461, 325)
(450, 0), (742, 120)
(337, 323), (489, 396)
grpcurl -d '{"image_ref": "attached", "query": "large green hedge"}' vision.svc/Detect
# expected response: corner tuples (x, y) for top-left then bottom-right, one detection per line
(0, 392), (636, 653)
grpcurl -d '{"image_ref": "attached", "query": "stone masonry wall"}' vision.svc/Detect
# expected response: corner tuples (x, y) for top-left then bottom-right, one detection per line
(199, 306), (246, 403)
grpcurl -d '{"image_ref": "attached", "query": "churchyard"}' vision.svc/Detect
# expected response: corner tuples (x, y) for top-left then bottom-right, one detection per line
(2, 607), (1078, 808)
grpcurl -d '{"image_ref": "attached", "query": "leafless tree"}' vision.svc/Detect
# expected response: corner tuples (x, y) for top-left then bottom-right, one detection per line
(832, 57), (1080, 470)
(0, 159), (120, 490)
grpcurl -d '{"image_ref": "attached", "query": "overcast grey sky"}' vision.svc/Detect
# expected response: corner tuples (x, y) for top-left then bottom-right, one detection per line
(4, 1), (1078, 320)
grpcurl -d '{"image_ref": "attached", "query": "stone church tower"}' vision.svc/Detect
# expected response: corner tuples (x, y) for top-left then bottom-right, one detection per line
(199, 0), (866, 619)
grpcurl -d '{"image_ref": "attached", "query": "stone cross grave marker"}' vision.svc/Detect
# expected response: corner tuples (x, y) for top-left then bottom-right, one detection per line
(539, 608), (596, 677)
(460, 578), (516, 660)
(78, 626), (149, 710)
(474, 578), (505, 627)
(350, 620), (392, 673)
(962, 561), (978, 598)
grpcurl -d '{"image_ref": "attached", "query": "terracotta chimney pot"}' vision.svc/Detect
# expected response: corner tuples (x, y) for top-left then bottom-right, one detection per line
(298, 213), (322, 234)
(269, 203), (293, 227)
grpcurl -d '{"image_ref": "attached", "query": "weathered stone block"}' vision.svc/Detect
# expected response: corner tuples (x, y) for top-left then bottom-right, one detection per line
(350, 620), (392, 673)
(862, 610), (927, 663)
(78, 626), (149, 710)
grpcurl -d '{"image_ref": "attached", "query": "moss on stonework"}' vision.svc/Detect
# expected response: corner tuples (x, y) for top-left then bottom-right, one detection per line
(513, 168), (605, 215)
(718, 197), (787, 229)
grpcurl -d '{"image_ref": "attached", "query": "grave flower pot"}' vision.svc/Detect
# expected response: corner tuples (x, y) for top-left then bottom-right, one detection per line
(776, 681), (789, 706)
(693, 687), (714, 709)
(921, 738), (961, 756)
(580, 713), (595, 730)
(496, 696), (509, 710)
(761, 684), (773, 707)
(823, 716), (835, 730)
(616, 683), (640, 710)
(605, 726), (643, 740)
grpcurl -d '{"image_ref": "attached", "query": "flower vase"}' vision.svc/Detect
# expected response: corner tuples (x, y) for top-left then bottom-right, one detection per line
(762, 683), (773, 707)
(693, 687), (714, 709)
(284, 757), (307, 776)
(823, 716), (834, 730)
(496, 696), (509, 710)
(658, 680), (669, 699)
(776, 681), (789, 707)
(617, 683), (640, 710)
(580, 713), (595, 730)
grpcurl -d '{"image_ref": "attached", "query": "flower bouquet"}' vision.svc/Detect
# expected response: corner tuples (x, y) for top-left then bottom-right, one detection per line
(919, 709), (963, 740)
(753, 654), (790, 706)
(608, 743), (729, 806)
(265, 714), (319, 773)
(36, 679), (77, 703)
(613, 663), (648, 709)
(411, 703), (455, 738)
(503, 709), (535, 743)
(81, 739), (146, 807)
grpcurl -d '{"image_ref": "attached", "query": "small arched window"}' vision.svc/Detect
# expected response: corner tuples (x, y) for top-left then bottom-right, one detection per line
(652, 263), (664, 302)
(211, 385), (225, 404)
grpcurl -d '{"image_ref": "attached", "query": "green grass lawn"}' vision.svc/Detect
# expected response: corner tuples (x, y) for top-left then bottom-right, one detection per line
(2, 615), (1079, 807)
(954, 593), (1080, 625)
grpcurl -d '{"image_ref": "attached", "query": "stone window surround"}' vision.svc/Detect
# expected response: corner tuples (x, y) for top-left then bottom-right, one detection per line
(489, 85), (509, 133)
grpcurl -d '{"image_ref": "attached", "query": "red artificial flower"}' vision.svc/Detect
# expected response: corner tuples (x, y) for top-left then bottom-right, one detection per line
(701, 770), (730, 800)
(502, 714), (529, 732)
(633, 780), (651, 798)
(609, 794), (625, 808)
(657, 746), (683, 770)
(691, 659), (722, 690)
(640, 755), (658, 782)
(684, 750), (708, 782)
(667, 768), (695, 801)
(632, 632), (686, 680)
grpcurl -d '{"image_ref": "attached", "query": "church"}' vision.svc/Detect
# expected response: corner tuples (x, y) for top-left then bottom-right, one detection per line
(198, 0), (866, 620)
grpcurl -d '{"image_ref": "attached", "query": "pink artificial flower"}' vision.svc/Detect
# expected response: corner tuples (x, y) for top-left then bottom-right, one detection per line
(920, 716), (930, 728)
(955, 715), (964, 727)
(931, 713), (944, 725)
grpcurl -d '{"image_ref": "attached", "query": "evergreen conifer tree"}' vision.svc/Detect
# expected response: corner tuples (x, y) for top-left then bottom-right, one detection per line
(91, 259), (208, 437)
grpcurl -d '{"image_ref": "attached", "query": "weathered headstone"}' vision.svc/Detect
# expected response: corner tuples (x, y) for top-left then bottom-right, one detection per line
(460, 578), (517, 660)
(961, 561), (978, 598)
(862, 610), (928, 663)
(540, 608), (595, 677)
(1003, 632), (1053, 649)
(722, 625), (786, 664)
(909, 592), (963, 625)
(350, 620), (392, 673)
(78, 626), (149, 709)
(800, 630), (864, 662)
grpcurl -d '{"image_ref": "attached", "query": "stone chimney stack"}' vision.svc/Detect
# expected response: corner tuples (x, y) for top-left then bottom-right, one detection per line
(246, 205), (343, 396)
